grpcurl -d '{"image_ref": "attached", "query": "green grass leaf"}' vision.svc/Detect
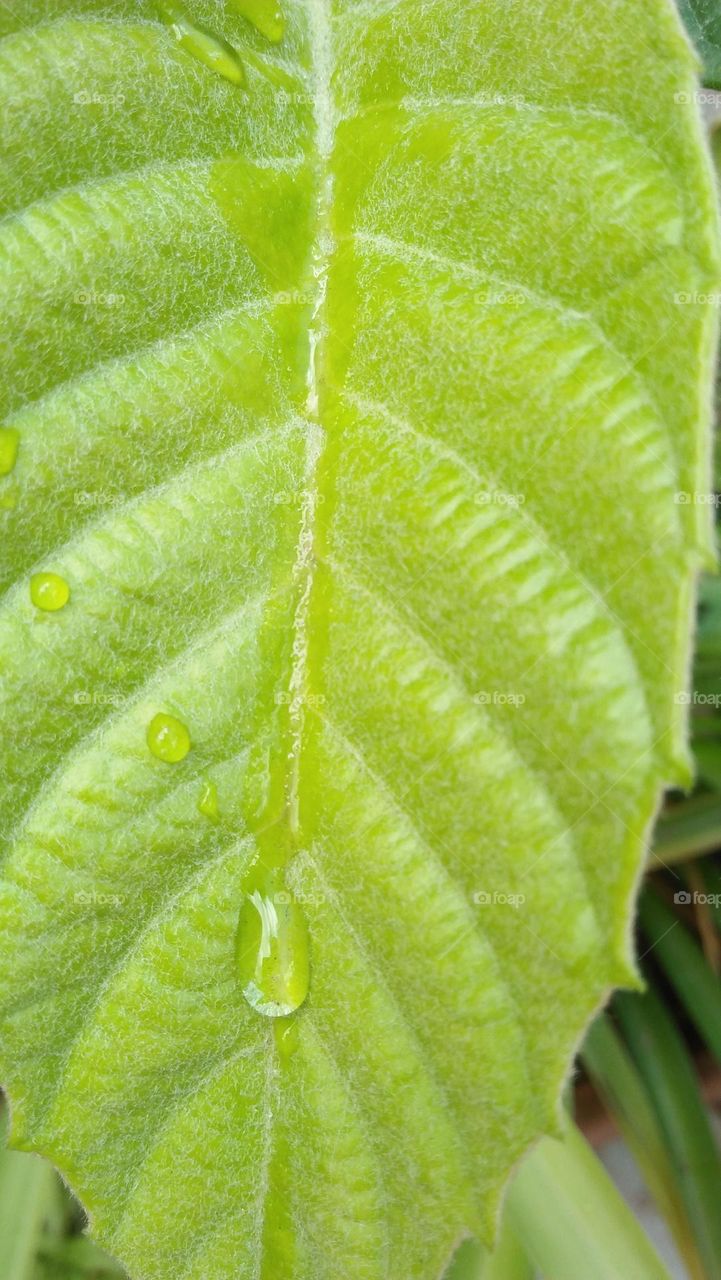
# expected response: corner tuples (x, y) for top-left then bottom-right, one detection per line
(582, 1013), (707, 1279)
(616, 988), (721, 1280)
(0, 2), (719, 1278)
(506, 1119), (672, 1280)
(653, 793), (721, 863)
(0, 1142), (65, 1280)
(639, 885), (721, 1069)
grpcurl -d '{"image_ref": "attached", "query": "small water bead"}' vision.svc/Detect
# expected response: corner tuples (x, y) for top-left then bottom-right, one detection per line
(147, 712), (191, 763)
(227, 0), (285, 43)
(235, 870), (309, 1017)
(30, 572), (70, 612)
(157, 2), (246, 86)
(273, 1016), (299, 1061)
(198, 778), (220, 822)
(0, 428), (19, 476)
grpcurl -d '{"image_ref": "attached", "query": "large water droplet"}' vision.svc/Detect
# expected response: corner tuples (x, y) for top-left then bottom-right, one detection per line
(156, 2), (246, 86)
(0, 427), (19, 477)
(236, 871), (309, 1017)
(30, 572), (70, 612)
(198, 778), (220, 822)
(227, 0), (284, 43)
(147, 712), (191, 763)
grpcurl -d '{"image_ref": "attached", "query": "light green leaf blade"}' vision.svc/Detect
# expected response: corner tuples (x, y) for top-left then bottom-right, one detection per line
(0, 3), (719, 1279)
(507, 1120), (673, 1280)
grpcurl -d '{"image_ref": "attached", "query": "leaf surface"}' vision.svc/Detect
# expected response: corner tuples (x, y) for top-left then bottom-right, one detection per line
(0, 3), (719, 1278)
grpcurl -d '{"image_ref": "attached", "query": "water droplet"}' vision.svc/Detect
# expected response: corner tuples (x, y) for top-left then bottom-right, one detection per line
(156, 2), (246, 86)
(235, 870), (309, 1017)
(273, 1015), (299, 1060)
(147, 712), (191, 763)
(198, 778), (220, 822)
(227, 0), (284, 42)
(0, 428), (19, 477)
(30, 572), (70, 612)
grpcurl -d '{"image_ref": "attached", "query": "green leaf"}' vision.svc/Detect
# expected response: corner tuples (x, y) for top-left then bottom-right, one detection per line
(0, 2), (718, 1278)
(677, 0), (721, 87)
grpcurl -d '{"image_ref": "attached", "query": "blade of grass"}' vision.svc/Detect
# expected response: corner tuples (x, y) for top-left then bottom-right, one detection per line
(689, 715), (721, 739)
(479, 1219), (533, 1280)
(685, 864), (721, 971)
(505, 1118), (672, 1280)
(0, 1145), (64, 1280)
(651, 794), (721, 864)
(638, 886), (721, 1068)
(616, 987), (721, 1280)
(697, 576), (721, 659)
(37, 1236), (127, 1278)
(693, 740), (721, 790)
(581, 1013), (706, 1280)
(443, 1239), (485, 1280)
(697, 858), (721, 933)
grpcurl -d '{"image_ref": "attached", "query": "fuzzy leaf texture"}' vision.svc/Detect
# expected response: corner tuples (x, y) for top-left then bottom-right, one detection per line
(0, 2), (719, 1278)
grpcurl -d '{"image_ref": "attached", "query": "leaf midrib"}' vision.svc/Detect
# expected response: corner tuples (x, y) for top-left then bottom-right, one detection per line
(281, 0), (336, 836)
